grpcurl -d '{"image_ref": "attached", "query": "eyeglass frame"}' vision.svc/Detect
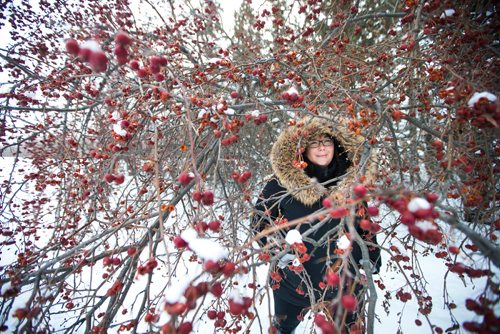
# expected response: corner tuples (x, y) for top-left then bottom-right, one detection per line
(307, 138), (334, 149)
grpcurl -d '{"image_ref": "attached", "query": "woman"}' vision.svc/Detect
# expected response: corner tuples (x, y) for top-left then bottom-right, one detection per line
(252, 117), (381, 334)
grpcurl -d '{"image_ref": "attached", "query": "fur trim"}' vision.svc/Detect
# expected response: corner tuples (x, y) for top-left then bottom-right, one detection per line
(270, 116), (377, 206)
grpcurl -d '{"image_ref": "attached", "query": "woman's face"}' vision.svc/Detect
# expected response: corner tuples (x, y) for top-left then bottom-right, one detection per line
(305, 135), (334, 167)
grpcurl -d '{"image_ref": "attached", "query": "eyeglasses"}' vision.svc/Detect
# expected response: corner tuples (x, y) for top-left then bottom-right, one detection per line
(307, 138), (333, 148)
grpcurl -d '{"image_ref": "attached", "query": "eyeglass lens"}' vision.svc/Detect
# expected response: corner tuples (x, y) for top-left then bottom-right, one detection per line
(309, 139), (333, 148)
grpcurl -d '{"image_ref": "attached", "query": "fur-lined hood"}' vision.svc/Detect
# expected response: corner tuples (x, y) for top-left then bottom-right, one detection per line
(270, 116), (377, 206)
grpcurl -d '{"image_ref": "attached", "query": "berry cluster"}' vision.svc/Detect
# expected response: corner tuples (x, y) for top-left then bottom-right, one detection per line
(104, 173), (125, 185)
(114, 31), (132, 65)
(137, 258), (158, 275)
(231, 170), (252, 184)
(457, 98), (499, 129)
(228, 296), (253, 316)
(192, 190), (215, 205)
(65, 39), (109, 73)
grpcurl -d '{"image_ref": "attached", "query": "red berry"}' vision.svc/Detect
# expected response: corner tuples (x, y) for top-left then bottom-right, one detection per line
(194, 221), (208, 233)
(154, 73), (165, 81)
(448, 246), (460, 254)
(114, 174), (125, 185)
(158, 56), (168, 66)
(192, 191), (203, 202)
(359, 219), (371, 231)
(341, 294), (357, 311)
(241, 171), (252, 180)
(370, 222), (381, 233)
(65, 39), (80, 56)
(144, 313), (157, 323)
(195, 282), (209, 295)
(322, 197), (332, 208)
(228, 299), (244, 315)
(103, 256), (112, 266)
(177, 172), (193, 186)
(177, 321), (192, 334)
(353, 184), (367, 198)
(463, 165), (474, 173)
(319, 322), (335, 334)
(115, 31), (132, 46)
(222, 261), (236, 277)
(201, 191), (214, 205)
(314, 314), (326, 326)
(465, 299), (479, 311)
(208, 220), (221, 232)
(114, 44), (128, 58)
(391, 109), (403, 122)
(106, 278), (123, 295)
(413, 208), (432, 219)
(432, 139), (444, 150)
(400, 211), (415, 225)
(115, 55), (128, 66)
(242, 296), (252, 308)
(325, 272), (339, 286)
(164, 302), (187, 316)
(78, 47), (92, 62)
(173, 236), (188, 248)
(207, 310), (217, 320)
(330, 207), (349, 219)
(127, 247), (137, 256)
(366, 206), (379, 216)
(104, 173), (115, 183)
(425, 192), (439, 203)
(149, 56), (162, 73)
(136, 68), (148, 78)
(449, 263), (466, 274)
(230, 91), (239, 98)
(210, 282), (223, 297)
(204, 259), (220, 273)
(129, 60), (140, 70)
(89, 50), (109, 73)
(145, 258), (158, 271)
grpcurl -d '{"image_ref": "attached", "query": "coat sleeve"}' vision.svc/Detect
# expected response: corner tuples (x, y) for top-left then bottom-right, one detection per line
(351, 204), (382, 274)
(251, 178), (282, 247)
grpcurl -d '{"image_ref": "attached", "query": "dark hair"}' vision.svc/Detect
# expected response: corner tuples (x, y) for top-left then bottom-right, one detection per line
(303, 136), (351, 187)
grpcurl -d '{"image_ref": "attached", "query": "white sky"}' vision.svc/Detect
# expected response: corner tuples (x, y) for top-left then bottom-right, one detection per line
(220, 0), (244, 33)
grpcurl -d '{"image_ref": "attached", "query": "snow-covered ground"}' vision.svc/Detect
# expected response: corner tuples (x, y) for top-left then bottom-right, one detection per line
(1, 156), (495, 333)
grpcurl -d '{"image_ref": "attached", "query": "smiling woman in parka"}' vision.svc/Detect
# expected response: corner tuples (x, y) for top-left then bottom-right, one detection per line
(252, 116), (381, 334)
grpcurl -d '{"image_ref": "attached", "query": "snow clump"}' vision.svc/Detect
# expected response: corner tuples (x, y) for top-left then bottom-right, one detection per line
(285, 230), (302, 245)
(468, 92), (497, 107)
(408, 197), (431, 213)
